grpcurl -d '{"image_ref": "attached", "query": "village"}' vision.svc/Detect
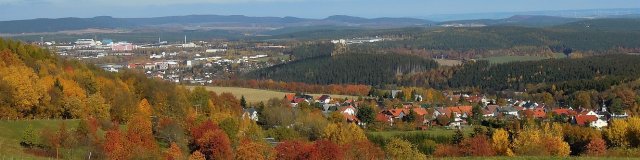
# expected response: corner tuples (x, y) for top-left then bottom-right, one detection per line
(239, 91), (630, 132)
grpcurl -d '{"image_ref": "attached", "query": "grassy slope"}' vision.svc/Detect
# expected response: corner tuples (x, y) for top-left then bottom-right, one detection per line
(188, 86), (357, 103)
(0, 119), (79, 159)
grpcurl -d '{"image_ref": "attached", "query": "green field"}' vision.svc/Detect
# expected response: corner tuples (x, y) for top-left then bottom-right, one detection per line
(479, 53), (567, 64)
(187, 86), (357, 103)
(0, 119), (80, 159)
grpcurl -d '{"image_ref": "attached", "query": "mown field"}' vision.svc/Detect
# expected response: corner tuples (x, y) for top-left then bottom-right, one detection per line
(0, 119), (80, 159)
(188, 86), (358, 103)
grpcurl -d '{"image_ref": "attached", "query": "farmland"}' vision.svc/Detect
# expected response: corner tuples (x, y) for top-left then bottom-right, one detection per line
(188, 86), (358, 103)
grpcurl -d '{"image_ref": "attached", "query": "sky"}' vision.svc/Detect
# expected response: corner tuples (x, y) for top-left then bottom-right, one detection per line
(0, 0), (638, 21)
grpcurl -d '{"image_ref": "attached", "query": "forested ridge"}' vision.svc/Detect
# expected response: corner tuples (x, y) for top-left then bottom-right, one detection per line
(247, 53), (439, 86)
(445, 54), (640, 91)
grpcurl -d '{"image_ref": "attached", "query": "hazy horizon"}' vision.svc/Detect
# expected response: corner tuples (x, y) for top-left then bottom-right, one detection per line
(1, 0), (639, 21)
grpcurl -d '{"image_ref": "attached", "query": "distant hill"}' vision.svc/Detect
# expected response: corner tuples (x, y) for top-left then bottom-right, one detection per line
(0, 15), (434, 34)
(553, 18), (640, 32)
(439, 15), (584, 27)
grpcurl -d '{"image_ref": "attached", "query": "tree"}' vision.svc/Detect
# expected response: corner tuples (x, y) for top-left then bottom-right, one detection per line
(103, 128), (127, 160)
(20, 124), (37, 148)
(492, 129), (514, 156)
(356, 105), (375, 125)
(240, 95), (247, 109)
(384, 138), (426, 160)
(321, 123), (367, 145)
(627, 117), (640, 147)
(188, 151), (206, 160)
(236, 138), (275, 160)
(219, 117), (239, 145)
(165, 143), (183, 160)
(459, 136), (496, 156)
(125, 99), (158, 157)
(310, 140), (344, 160)
(275, 140), (313, 160)
(572, 91), (593, 109)
(402, 109), (417, 122)
(604, 119), (629, 148)
(610, 98), (625, 115)
(452, 129), (464, 144)
(86, 93), (110, 120)
(195, 130), (233, 160)
(344, 141), (385, 160)
(470, 104), (484, 125)
(584, 137), (607, 156)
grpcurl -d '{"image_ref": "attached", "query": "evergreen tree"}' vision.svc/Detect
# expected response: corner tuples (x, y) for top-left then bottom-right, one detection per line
(240, 95), (247, 109)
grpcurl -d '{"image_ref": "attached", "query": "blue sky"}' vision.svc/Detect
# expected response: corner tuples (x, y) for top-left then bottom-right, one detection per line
(0, 0), (638, 21)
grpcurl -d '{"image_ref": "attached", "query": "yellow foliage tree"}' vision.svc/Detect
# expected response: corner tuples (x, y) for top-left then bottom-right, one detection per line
(0, 66), (44, 118)
(236, 139), (275, 160)
(321, 123), (367, 145)
(626, 117), (640, 147)
(604, 119), (630, 148)
(492, 129), (514, 156)
(385, 138), (426, 160)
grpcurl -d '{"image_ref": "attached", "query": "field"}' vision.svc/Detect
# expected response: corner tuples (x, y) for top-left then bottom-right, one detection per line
(188, 86), (358, 103)
(479, 53), (567, 64)
(434, 59), (463, 66)
(0, 119), (80, 159)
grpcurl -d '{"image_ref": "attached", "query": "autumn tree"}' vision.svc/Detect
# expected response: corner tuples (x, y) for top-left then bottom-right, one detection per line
(459, 135), (496, 156)
(385, 138), (426, 160)
(165, 142), (183, 160)
(604, 119), (629, 148)
(492, 129), (514, 156)
(125, 99), (159, 158)
(344, 141), (385, 160)
(236, 138), (275, 160)
(584, 137), (607, 156)
(309, 140), (344, 160)
(103, 128), (127, 160)
(190, 120), (233, 160)
(321, 122), (367, 145)
(188, 151), (206, 160)
(275, 140), (313, 160)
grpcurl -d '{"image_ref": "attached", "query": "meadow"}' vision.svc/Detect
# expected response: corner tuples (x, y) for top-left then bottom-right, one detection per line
(188, 86), (358, 103)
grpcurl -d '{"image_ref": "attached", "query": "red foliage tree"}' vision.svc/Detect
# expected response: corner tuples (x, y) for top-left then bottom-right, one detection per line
(103, 128), (127, 160)
(585, 137), (607, 156)
(309, 140), (344, 160)
(344, 141), (385, 160)
(459, 136), (496, 156)
(275, 140), (313, 160)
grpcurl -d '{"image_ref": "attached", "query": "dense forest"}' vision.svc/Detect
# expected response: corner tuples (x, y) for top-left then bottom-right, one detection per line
(444, 54), (640, 91)
(246, 53), (439, 86)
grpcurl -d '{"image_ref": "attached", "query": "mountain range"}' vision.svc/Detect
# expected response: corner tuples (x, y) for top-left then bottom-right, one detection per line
(0, 15), (434, 34)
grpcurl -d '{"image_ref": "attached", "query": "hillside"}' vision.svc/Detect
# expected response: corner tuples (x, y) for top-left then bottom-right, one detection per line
(246, 53), (438, 86)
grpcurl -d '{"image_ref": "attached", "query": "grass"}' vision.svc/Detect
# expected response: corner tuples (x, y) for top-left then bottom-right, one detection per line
(479, 53), (567, 64)
(367, 127), (473, 139)
(0, 119), (80, 159)
(187, 86), (358, 103)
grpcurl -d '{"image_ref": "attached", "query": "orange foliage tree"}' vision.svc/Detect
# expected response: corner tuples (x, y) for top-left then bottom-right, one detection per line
(190, 120), (233, 160)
